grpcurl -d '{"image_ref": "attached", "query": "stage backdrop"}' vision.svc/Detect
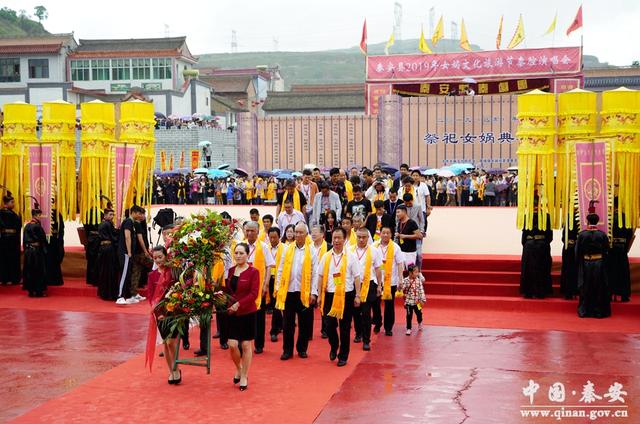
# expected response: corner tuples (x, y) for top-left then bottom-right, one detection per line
(241, 94), (518, 172)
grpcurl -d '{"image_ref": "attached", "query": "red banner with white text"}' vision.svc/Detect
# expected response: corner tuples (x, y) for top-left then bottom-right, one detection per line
(366, 47), (581, 82)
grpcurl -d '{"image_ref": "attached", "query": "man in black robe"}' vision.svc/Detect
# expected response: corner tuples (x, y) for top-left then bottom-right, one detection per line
(84, 222), (100, 286)
(560, 214), (579, 300)
(519, 213), (553, 299)
(97, 209), (120, 300)
(608, 209), (635, 302)
(0, 192), (21, 285)
(23, 207), (47, 297)
(45, 207), (65, 286)
(576, 209), (611, 318)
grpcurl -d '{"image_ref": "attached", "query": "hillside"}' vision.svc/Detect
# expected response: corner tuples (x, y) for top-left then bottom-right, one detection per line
(196, 38), (482, 88)
(0, 7), (49, 37)
(197, 39), (613, 88)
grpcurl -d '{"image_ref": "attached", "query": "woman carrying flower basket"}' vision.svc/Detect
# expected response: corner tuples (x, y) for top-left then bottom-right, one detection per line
(145, 245), (182, 384)
(224, 242), (260, 391)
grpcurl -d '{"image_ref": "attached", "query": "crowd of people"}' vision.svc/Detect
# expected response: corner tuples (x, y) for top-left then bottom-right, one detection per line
(0, 160), (634, 389)
(152, 164), (519, 208)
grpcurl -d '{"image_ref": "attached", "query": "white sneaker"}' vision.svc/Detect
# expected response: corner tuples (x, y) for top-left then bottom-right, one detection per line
(134, 294), (146, 301)
(418, 323), (424, 331)
(115, 297), (127, 305)
(405, 329), (412, 336)
(125, 297), (140, 304)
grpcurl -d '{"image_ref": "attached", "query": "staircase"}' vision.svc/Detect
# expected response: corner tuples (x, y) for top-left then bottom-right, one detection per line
(420, 254), (640, 316)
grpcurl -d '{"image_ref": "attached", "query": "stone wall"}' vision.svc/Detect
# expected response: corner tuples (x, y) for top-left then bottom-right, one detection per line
(73, 127), (237, 170)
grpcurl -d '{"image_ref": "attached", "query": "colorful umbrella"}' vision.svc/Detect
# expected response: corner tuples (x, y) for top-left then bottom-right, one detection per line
(234, 168), (248, 177)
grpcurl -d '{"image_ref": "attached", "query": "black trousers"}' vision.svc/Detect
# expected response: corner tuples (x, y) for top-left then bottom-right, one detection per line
(305, 304), (316, 340)
(359, 282), (379, 344)
(255, 296), (266, 350)
(282, 292), (311, 355)
(383, 286), (398, 332)
(352, 305), (362, 338)
(216, 311), (229, 346)
(268, 276), (283, 336)
(180, 318), (210, 351)
(117, 253), (133, 299)
(323, 290), (355, 362)
(405, 304), (423, 329)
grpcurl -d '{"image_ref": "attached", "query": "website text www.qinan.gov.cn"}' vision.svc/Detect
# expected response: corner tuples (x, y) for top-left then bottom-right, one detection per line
(520, 406), (628, 421)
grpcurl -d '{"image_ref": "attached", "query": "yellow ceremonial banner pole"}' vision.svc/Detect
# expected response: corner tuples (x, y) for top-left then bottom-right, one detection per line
(42, 100), (77, 222)
(80, 100), (115, 225)
(556, 89), (597, 237)
(516, 89), (556, 230)
(119, 100), (155, 215)
(600, 87), (640, 229)
(1, 103), (37, 220)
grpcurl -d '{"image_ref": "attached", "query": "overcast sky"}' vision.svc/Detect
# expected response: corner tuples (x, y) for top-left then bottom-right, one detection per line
(5, 0), (639, 65)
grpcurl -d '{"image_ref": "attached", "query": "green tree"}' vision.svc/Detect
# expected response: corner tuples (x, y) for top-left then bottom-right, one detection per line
(33, 5), (48, 22)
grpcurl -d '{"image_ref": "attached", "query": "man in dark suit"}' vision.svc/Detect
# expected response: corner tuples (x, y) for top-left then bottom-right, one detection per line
(383, 189), (404, 233)
(365, 200), (394, 242)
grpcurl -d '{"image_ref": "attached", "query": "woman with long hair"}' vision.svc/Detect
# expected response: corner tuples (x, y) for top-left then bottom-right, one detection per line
(224, 242), (260, 391)
(322, 210), (338, 244)
(281, 224), (296, 245)
(145, 245), (181, 384)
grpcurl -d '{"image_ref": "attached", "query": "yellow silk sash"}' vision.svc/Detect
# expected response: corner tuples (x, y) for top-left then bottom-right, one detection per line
(352, 245), (372, 300)
(276, 242), (313, 309)
(321, 250), (348, 319)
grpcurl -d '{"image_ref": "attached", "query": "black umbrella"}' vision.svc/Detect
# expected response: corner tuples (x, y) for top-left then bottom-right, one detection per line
(154, 112), (167, 120)
(234, 168), (248, 177)
(256, 170), (274, 178)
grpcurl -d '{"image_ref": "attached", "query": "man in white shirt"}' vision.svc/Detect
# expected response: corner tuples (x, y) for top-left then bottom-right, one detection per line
(277, 199), (307, 230)
(375, 227), (405, 336)
(351, 228), (383, 351)
(316, 227), (362, 367)
(275, 223), (319, 360)
(298, 169), (318, 225)
(365, 178), (388, 203)
(244, 221), (276, 354)
(267, 227), (284, 342)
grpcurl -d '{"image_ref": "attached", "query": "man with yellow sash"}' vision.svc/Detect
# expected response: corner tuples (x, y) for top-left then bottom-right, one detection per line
(277, 199), (306, 231)
(352, 228), (383, 351)
(340, 216), (358, 250)
(258, 214), (274, 244)
(276, 179), (307, 217)
(317, 227), (362, 367)
(275, 223), (319, 360)
(243, 221), (275, 354)
(267, 227), (284, 341)
(310, 225), (330, 339)
(375, 227), (405, 336)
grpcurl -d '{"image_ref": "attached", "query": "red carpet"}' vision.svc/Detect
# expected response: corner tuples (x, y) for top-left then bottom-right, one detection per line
(7, 310), (365, 424)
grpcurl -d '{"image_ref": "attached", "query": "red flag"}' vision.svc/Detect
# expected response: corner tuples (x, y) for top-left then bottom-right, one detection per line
(566, 5), (583, 36)
(359, 19), (367, 55)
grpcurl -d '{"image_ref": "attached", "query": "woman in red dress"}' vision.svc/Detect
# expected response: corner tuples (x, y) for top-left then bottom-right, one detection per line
(224, 242), (260, 391)
(145, 245), (181, 384)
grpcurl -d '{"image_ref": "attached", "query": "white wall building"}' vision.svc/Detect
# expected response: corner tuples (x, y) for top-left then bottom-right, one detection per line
(0, 34), (76, 111)
(0, 35), (211, 117)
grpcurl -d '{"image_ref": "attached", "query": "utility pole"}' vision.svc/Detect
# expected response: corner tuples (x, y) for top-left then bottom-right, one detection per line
(231, 30), (238, 53)
(393, 2), (403, 40)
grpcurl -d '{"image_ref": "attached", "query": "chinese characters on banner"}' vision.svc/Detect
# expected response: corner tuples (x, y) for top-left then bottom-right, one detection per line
(367, 83), (392, 115)
(392, 78), (550, 97)
(553, 78), (582, 93)
(366, 47), (581, 81)
(190, 149), (200, 170)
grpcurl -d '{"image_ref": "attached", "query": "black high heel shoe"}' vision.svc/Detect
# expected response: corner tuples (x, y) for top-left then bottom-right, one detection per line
(173, 370), (182, 385)
(239, 378), (248, 391)
(233, 372), (241, 384)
